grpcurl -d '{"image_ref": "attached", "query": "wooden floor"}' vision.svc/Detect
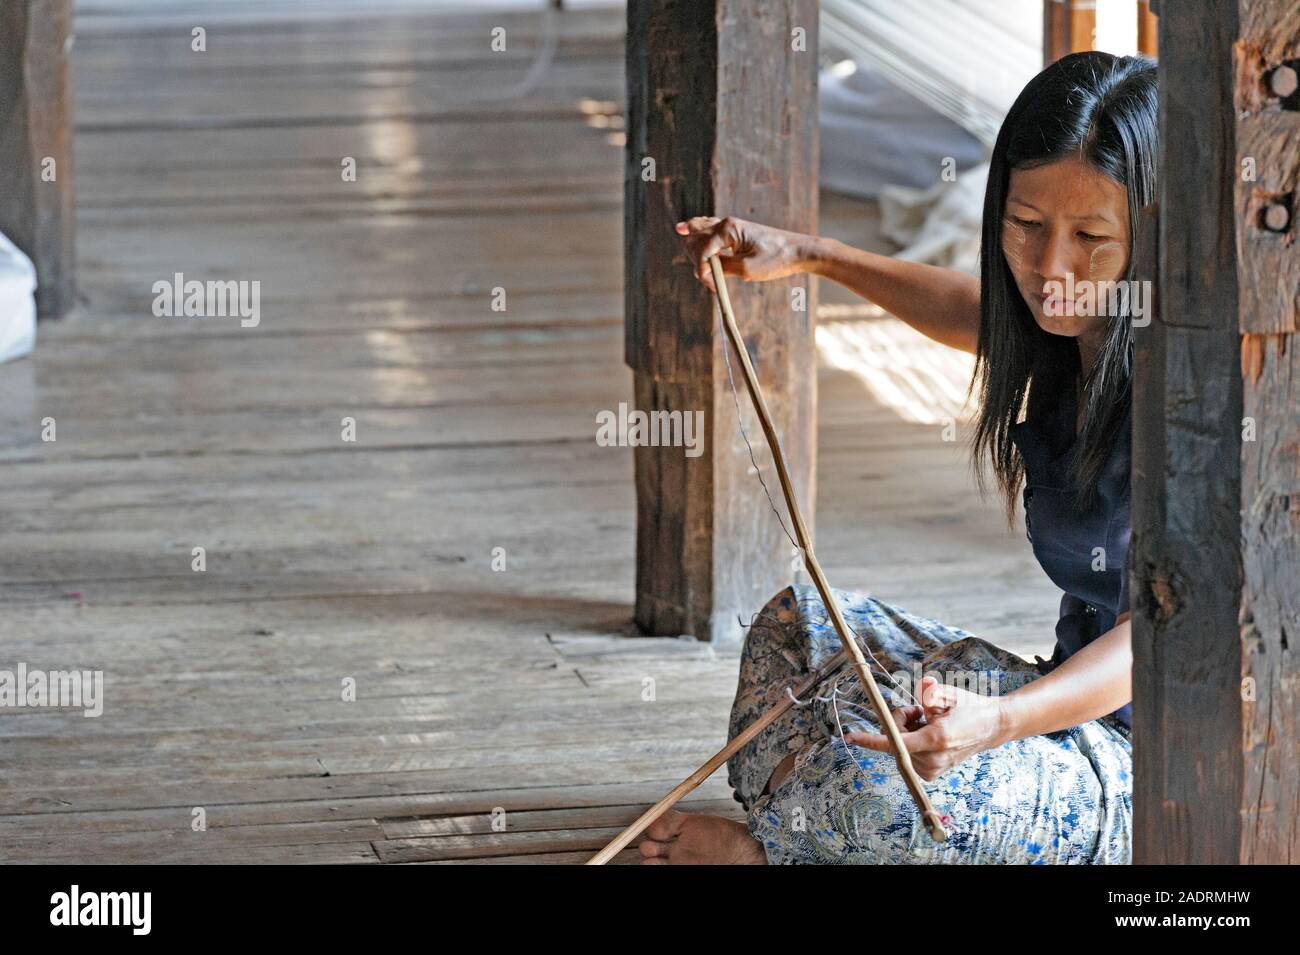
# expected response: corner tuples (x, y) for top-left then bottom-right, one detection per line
(0, 2), (1058, 864)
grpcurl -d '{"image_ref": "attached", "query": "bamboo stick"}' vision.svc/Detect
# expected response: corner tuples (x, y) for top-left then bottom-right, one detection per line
(587, 257), (948, 865)
(584, 649), (848, 865)
(703, 257), (948, 844)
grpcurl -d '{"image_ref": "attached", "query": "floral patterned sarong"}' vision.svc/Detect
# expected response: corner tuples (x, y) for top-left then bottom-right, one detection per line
(726, 585), (1133, 864)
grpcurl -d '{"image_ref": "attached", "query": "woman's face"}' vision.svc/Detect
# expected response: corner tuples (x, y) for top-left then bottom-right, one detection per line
(1001, 157), (1131, 343)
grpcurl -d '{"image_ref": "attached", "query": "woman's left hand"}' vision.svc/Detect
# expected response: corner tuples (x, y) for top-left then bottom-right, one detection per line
(842, 676), (1011, 781)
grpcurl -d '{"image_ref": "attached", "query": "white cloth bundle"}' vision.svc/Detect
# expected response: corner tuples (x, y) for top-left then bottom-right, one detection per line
(878, 162), (990, 275)
(0, 230), (37, 364)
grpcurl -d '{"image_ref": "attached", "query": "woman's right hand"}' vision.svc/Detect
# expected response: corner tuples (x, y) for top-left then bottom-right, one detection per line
(674, 216), (813, 291)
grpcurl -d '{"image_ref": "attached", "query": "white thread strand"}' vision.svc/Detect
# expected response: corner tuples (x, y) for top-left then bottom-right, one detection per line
(715, 282), (951, 835)
(717, 299), (922, 710)
(718, 281), (944, 831)
(843, 614), (923, 708)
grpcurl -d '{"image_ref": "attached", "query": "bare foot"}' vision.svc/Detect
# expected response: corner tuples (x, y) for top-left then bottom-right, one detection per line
(638, 809), (768, 865)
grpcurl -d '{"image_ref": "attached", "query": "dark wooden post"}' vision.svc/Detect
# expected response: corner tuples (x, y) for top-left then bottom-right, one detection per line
(0, 0), (76, 318)
(1133, 0), (1299, 863)
(625, 0), (819, 644)
(1043, 0), (1096, 66)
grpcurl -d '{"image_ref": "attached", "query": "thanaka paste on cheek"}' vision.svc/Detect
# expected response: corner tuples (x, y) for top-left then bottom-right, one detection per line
(1088, 240), (1125, 282)
(1003, 217), (1028, 273)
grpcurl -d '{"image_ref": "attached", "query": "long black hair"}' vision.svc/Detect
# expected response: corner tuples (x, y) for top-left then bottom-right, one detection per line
(970, 51), (1157, 526)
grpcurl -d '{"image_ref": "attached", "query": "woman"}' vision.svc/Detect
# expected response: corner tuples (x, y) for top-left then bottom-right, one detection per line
(640, 51), (1154, 865)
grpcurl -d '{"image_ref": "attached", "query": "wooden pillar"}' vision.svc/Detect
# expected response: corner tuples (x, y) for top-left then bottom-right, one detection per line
(625, 0), (819, 644)
(1043, 0), (1097, 66)
(0, 0), (76, 319)
(1137, 0), (1159, 56)
(1133, 0), (1299, 864)
(1231, 0), (1300, 864)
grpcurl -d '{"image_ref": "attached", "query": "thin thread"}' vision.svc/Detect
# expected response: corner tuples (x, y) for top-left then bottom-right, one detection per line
(842, 615), (922, 708)
(718, 299), (801, 554)
(715, 276), (948, 836)
(781, 679), (908, 826)
(747, 604), (920, 709)
(782, 643), (919, 710)
(459, 8), (558, 101)
(826, 684), (857, 753)
(717, 297), (921, 709)
(828, 681), (955, 834)
(738, 606), (791, 630)
(785, 681), (932, 823)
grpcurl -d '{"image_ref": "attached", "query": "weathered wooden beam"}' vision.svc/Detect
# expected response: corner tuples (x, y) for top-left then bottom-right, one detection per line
(1133, 0), (1299, 864)
(625, 0), (819, 643)
(0, 0), (76, 318)
(1231, 0), (1300, 866)
(1043, 0), (1097, 66)
(1133, 0), (1242, 868)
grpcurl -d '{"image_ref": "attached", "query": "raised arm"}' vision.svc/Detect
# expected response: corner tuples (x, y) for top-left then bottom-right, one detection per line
(676, 216), (982, 354)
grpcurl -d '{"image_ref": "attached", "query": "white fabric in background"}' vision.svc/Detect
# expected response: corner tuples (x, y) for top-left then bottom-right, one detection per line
(818, 0), (1043, 270)
(821, 0), (1043, 149)
(878, 162), (990, 275)
(0, 231), (37, 364)
(820, 62), (983, 199)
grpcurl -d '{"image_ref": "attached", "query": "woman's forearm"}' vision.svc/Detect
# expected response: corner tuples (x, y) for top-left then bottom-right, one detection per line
(801, 236), (981, 354)
(995, 618), (1133, 743)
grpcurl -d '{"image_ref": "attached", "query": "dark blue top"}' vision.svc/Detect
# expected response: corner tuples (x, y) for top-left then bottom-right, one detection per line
(1009, 384), (1132, 728)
